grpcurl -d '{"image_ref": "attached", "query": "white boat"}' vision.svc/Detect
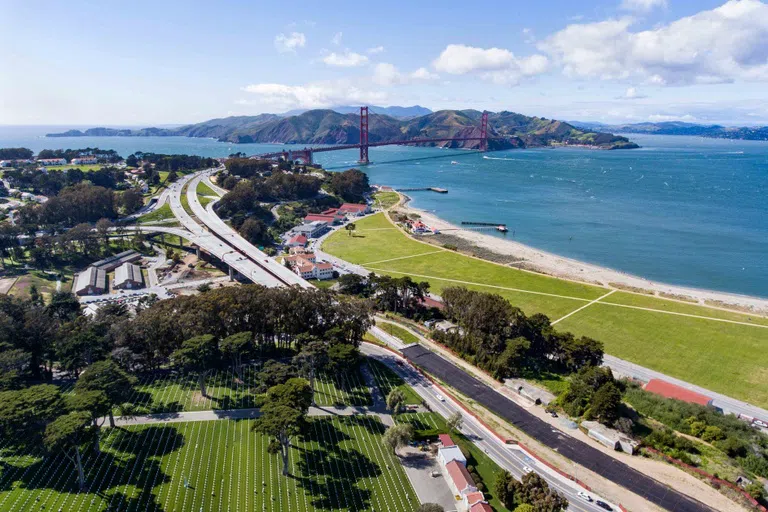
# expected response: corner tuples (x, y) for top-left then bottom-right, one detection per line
(450, 160), (459, 165)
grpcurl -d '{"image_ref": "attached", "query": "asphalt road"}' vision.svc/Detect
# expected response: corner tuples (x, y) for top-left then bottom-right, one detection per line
(401, 344), (714, 512)
(362, 343), (615, 512)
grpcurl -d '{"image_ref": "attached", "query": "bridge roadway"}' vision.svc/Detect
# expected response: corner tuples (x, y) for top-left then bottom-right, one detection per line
(401, 344), (714, 512)
(183, 170), (311, 288)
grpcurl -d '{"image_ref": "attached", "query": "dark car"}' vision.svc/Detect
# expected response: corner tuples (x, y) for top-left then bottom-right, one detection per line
(596, 500), (613, 511)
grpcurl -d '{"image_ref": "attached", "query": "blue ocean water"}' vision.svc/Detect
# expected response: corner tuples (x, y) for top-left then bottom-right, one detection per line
(1, 127), (766, 297)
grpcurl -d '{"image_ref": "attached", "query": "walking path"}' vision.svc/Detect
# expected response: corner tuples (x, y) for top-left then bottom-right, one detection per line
(551, 289), (616, 325)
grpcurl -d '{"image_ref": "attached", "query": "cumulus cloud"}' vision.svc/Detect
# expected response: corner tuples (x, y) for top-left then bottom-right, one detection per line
(373, 63), (439, 86)
(540, 0), (768, 85)
(432, 44), (549, 85)
(274, 32), (306, 53)
(621, 0), (667, 11)
(331, 32), (343, 45)
(618, 86), (648, 99)
(241, 81), (386, 110)
(322, 50), (369, 67)
(367, 46), (385, 54)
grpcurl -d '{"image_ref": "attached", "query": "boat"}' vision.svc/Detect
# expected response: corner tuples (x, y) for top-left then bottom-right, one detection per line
(451, 161), (459, 165)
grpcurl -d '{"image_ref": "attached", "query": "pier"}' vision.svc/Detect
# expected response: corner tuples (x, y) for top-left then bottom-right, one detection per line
(396, 187), (448, 194)
(462, 221), (508, 233)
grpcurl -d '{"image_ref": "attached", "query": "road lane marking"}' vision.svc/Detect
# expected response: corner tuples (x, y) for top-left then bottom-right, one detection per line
(551, 289), (617, 325)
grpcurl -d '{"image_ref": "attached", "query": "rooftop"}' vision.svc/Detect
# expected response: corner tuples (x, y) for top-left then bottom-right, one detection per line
(438, 434), (455, 447)
(445, 459), (475, 492)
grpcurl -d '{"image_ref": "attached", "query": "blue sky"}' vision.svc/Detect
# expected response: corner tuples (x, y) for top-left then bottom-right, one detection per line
(2, 0), (768, 125)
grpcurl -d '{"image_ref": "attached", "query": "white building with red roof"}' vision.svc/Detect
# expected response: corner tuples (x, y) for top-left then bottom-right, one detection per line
(284, 252), (333, 280)
(338, 203), (371, 216)
(285, 234), (308, 248)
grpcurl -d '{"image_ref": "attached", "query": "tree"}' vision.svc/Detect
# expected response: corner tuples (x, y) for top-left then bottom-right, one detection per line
(43, 411), (96, 490)
(259, 360), (297, 391)
(95, 218), (114, 249)
(585, 382), (622, 425)
(119, 187), (144, 214)
(494, 470), (515, 508)
(0, 346), (30, 390)
(512, 472), (569, 512)
(345, 222), (356, 237)
(417, 505), (445, 512)
(170, 334), (219, 398)
(239, 217), (268, 245)
(446, 411), (463, 433)
(382, 423), (413, 455)
(327, 343), (359, 373)
(701, 425), (725, 442)
(67, 389), (110, 453)
(328, 169), (370, 202)
(386, 388), (406, 415)
(75, 359), (137, 428)
(267, 378), (313, 414)
(514, 505), (535, 512)
(0, 384), (64, 449)
(292, 341), (329, 405)
(220, 331), (253, 377)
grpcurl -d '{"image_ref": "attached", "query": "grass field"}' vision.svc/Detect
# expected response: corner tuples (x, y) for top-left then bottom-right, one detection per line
(196, 180), (218, 199)
(376, 322), (420, 345)
(372, 191), (400, 209)
(8, 270), (71, 300)
(136, 202), (174, 224)
(0, 416), (418, 512)
(367, 360), (422, 405)
(323, 213), (768, 408)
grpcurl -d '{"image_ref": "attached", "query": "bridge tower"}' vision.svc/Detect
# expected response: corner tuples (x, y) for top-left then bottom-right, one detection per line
(480, 111), (488, 152)
(359, 106), (369, 164)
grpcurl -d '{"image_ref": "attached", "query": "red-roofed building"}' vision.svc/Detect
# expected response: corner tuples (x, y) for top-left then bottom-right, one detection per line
(420, 296), (445, 310)
(465, 491), (485, 507)
(445, 460), (477, 497)
(285, 234), (307, 248)
(284, 252), (333, 280)
(338, 203), (371, 216)
(438, 434), (455, 447)
(644, 379), (713, 406)
(304, 213), (340, 225)
(470, 502), (493, 512)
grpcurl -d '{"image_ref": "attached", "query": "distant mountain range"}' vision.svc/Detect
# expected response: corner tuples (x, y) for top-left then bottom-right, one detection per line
(571, 121), (768, 141)
(47, 109), (638, 150)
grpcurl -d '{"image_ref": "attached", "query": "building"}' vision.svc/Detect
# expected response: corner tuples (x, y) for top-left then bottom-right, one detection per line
(0, 160), (13, 167)
(291, 220), (328, 239)
(338, 203), (371, 216)
(469, 502), (493, 512)
(73, 267), (107, 296)
(445, 460), (478, 500)
(437, 445), (466, 466)
(91, 250), (142, 272)
(71, 157), (98, 165)
(113, 262), (144, 290)
(37, 158), (67, 166)
(303, 213), (342, 225)
(285, 234), (308, 248)
(438, 434), (456, 447)
(284, 252), (334, 280)
(644, 379), (714, 407)
(581, 421), (638, 454)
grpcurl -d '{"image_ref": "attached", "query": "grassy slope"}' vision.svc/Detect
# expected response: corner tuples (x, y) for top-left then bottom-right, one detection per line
(324, 213), (768, 407)
(136, 202), (173, 224)
(373, 191), (400, 209)
(196, 180), (217, 199)
(376, 322), (420, 345)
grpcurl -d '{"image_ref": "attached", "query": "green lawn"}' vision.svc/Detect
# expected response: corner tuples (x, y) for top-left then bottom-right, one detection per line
(136, 202), (174, 224)
(376, 322), (420, 345)
(196, 180), (218, 199)
(324, 213), (768, 408)
(8, 270), (72, 300)
(367, 359), (422, 405)
(373, 191), (400, 209)
(0, 416), (418, 512)
(395, 412), (512, 512)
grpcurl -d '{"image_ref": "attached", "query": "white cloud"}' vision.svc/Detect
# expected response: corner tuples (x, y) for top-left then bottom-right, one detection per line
(432, 44), (549, 85)
(274, 32), (306, 53)
(619, 86), (648, 99)
(241, 81), (386, 110)
(540, 0), (768, 85)
(373, 63), (439, 85)
(331, 32), (343, 46)
(367, 46), (385, 54)
(322, 50), (369, 67)
(621, 0), (667, 12)
(648, 113), (697, 122)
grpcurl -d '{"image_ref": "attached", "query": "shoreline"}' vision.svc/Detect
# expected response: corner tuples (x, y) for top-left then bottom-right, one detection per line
(396, 194), (768, 316)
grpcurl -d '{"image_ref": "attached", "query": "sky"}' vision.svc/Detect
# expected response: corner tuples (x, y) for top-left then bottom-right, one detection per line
(2, 0), (768, 126)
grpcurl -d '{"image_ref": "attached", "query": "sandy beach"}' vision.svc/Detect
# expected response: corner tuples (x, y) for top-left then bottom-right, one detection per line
(397, 198), (768, 316)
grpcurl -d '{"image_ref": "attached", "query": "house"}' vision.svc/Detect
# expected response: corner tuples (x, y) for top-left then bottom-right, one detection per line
(71, 156), (98, 165)
(437, 445), (466, 466)
(469, 501), (493, 512)
(303, 213), (342, 225)
(285, 234), (308, 248)
(284, 252), (333, 280)
(91, 250), (142, 272)
(292, 220), (329, 239)
(644, 379), (714, 407)
(0, 160), (13, 167)
(438, 434), (456, 447)
(337, 203), (371, 216)
(113, 262), (144, 290)
(36, 158), (67, 166)
(73, 267), (107, 296)
(444, 459), (477, 498)
(433, 320), (461, 334)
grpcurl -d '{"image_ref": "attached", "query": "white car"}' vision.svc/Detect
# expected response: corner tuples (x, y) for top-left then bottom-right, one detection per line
(522, 466), (533, 474)
(577, 491), (593, 502)
(435, 394), (445, 402)
(754, 420), (768, 428)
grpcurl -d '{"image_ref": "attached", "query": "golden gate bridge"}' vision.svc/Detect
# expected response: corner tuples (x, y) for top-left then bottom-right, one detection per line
(249, 106), (489, 165)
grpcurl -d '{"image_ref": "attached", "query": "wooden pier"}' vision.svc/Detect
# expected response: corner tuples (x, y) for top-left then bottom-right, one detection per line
(462, 221), (508, 233)
(396, 187), (448, 194)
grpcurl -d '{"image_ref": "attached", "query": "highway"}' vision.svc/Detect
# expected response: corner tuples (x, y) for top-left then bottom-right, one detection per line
(181, 170), (311, 288)
(361, 342), (618, 512)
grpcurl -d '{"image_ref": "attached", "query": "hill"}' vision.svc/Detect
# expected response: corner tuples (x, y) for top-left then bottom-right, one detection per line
(571, 121), (768, 141)
(46, 109), (637, 150)
(282, 105), (432, 118)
